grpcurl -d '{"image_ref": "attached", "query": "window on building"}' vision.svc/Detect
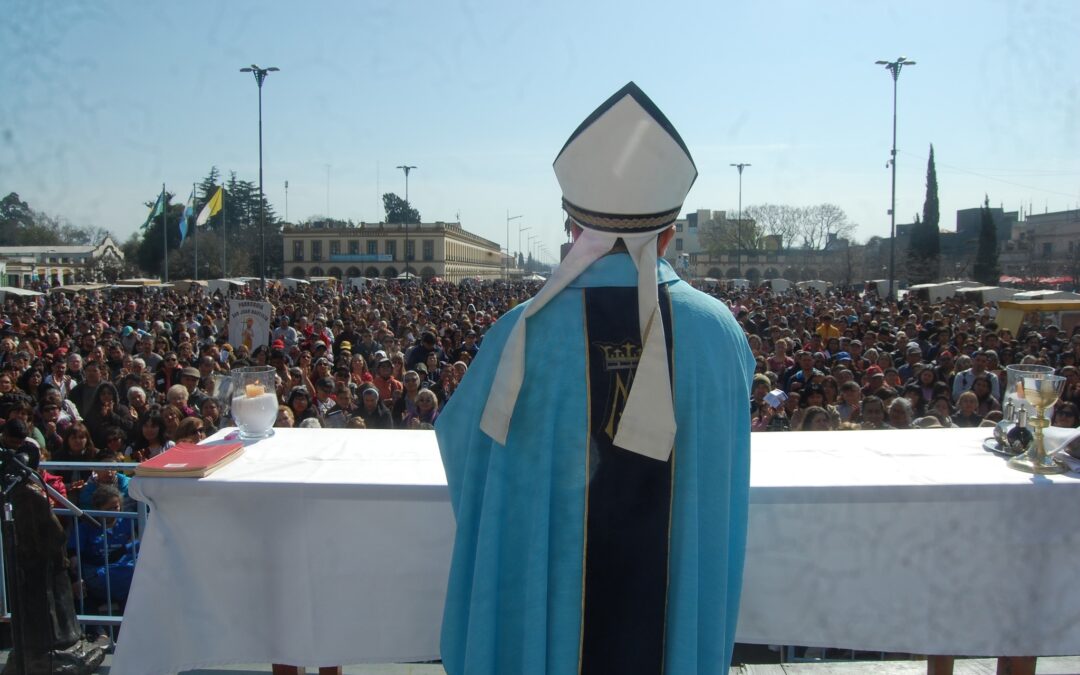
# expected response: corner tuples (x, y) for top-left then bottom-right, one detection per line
(293, 240), (304, 261)
(349, 240), (360, 255)
(406, 239), (415, 261)
(1042, 242), (1053, 257)
(329, 240), (341, 256)
(385, 240), (397, 259)
(311, 241), (322, 261)
(676, 223), (683, 232)
(423, 240), (434, 261)
(367, 240), (378, 256)
(676, 238), (683, 251)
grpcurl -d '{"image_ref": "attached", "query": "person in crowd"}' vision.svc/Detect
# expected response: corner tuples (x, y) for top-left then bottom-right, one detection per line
(160, 404), (184, 441)
(286, 386), (318, 425)
(952, 350), (1001, 402)
(887, 397), (915, 430)
(174, 416), (208, 444)
(372, 357), (402, 405)
(952, 391), (984, 428)
(357, 385), (393, 430)
(859, 396), (889, 430)
(971, 374), (1002, 418)
(78, 450), (132, 511)
(68, 484), (138, 612)
(798, 406), (832, 431)
(84, 382), (133, 449)
(127, 385), (151, 421)
(404, 388), (440, 429)
(127, 410), (174, 461)
(52, 422), (99, 490)
(67, 358), (103, 417)
(1051, 402), (1078, 428)
(393, 370), (423, 427)
(200, 398), (222, 436)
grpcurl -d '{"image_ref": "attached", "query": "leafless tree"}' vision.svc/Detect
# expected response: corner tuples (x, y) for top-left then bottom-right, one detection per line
(800, 204), (855, 250)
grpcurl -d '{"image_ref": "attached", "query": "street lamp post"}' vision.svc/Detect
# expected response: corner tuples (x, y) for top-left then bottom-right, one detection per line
(518, 225), (531, 270)
(875, 56), (916, 301)
(240, 64), (279, 289)
(730, 163), (751, 278)
(397, 165), (417, 277)
(506, 211), (522, 280)
(528, 234), (539, 273)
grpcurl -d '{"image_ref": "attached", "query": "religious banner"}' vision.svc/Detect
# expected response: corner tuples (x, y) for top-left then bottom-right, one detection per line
(228, 299), (272, 352)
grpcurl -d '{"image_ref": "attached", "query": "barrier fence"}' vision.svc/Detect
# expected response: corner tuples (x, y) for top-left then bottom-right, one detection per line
(0, 461), (145, 645)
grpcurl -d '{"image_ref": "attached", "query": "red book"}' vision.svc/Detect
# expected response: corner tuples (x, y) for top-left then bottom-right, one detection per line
(135, 442), (245, 478)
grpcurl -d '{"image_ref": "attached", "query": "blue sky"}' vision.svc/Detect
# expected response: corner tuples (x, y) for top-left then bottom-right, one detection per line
(2, 1), (1078, 262)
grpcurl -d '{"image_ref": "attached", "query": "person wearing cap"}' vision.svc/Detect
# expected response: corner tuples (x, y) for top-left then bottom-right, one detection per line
(897, 343), (924, 384)
(435, 83), (754, 675)
(356, 385), (393, 430)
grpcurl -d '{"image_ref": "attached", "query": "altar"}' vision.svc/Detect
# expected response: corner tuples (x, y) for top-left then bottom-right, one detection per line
(111, 427), (1080, 675)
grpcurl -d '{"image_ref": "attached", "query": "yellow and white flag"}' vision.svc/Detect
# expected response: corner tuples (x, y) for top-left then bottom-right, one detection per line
(196, 186), (223, 227)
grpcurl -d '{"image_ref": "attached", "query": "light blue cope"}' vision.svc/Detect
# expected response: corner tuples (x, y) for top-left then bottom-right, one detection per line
(436, 253), (755, 675)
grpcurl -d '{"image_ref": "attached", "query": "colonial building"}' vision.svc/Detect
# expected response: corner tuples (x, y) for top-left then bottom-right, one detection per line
(999, 208), (1080, 280)
(0, 236), (124, 287)
(282, 221), (503, 282)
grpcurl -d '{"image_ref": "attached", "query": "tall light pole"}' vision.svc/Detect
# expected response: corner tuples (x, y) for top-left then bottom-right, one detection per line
(397, 165), (417, 277)
(240, 64), (279, 288)
(730, 163), (750, 278)
(518, 225), (531, 269)
(506, 211), (522, 280)
(876, 56), (916, 301)
(528, 234), (539, 272)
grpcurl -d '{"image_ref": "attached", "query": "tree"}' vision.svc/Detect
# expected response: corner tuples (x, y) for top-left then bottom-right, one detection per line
(973, 195), (1000, 285)
(906, 144), (941, 283)
(383, 192), (420, 224)
(744, 204), (803, 250)
(698, 212), (765, 257)
(800, 204), (855, 250)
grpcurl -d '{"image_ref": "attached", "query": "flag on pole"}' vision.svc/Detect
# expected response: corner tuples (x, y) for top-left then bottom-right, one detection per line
(196, 186), (223, 227)
(141, 192), (164, 230)
(179, 187), (195, 244)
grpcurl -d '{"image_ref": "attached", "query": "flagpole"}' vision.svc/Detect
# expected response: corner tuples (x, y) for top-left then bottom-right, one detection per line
(162, 183), (168, 283)
(193, 183), (199, 282)
(222, 183), (227, 278)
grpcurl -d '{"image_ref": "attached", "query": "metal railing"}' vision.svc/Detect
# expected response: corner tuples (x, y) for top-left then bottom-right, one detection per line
(0, 461), (144, 643)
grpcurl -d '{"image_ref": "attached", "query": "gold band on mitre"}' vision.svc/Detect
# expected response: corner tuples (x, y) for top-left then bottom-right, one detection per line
(563, 199), (681, 233)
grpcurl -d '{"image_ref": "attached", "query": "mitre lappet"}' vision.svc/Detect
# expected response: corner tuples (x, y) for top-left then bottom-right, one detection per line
(480, 81), (697, 460)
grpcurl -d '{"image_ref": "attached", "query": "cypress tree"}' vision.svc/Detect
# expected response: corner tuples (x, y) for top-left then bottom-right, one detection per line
(973, 195), (1000, 285)
(906, 144), (940, 283)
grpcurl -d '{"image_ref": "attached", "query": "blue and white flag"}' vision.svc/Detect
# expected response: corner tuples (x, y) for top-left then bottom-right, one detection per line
(179, 187), (195, 243)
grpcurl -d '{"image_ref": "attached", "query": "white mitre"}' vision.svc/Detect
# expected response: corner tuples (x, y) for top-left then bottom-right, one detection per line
(480, 82), (697, 461)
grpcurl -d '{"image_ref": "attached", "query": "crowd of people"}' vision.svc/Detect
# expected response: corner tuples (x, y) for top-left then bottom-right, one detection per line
(733, 289), (1080, 432)
(1, 276), (1078, 611)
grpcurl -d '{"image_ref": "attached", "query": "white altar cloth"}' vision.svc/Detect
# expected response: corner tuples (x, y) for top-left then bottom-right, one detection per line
(112, 427), (1080, 675)
(112, 429), (454, 675)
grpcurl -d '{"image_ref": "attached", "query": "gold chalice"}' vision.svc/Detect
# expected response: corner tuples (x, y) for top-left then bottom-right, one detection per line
(1008, 374), (1067, 475)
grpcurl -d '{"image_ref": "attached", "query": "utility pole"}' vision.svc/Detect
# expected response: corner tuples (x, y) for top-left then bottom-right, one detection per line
(730, 163), (751, 278)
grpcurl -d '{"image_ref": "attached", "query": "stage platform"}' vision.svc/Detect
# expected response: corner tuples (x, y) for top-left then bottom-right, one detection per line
(5, 652), (1080, 674)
